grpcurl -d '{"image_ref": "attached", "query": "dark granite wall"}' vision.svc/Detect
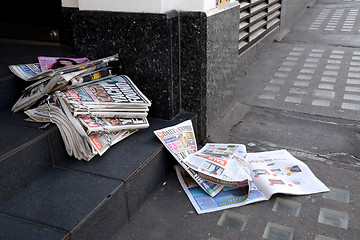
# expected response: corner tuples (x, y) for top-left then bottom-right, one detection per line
(179, 12), (208, 142)
(67, 2), (278, 142)
(71, 10), (180, 120)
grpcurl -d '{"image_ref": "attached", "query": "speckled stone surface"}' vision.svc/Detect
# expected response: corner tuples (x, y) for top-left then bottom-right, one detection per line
(179, 12), (208, 141)
(71, 10), (180, 120)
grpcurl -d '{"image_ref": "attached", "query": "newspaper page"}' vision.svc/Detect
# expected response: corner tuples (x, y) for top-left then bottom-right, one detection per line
(25, 103), (137, 160)
(8, 63), (41, 81)
(25, 103), (96, 161)
(73, 110), (148, 119)
(61, 75), (151, 109)
(175, 165), (267, 214)
(37, 56), (89, 71)
(183, 144), (251, 187)
(78, 116), (149, 134)
(70, 68), (112, 87)
(12, 69), (89, 112)
(154, 120), (224, 197)
(248, 150), (330, 199)
(9, 54), (118, 82)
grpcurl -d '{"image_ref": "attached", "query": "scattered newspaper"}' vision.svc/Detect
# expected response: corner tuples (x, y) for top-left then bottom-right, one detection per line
(183, 143), (251, 187)
(248, 150), (330, 200)
(175, 165), (266, 214)
(176, 149), (329, 214)
(154, 120), (224, 197)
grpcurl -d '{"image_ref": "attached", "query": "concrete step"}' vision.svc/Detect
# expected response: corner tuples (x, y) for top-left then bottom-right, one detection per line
(0, 112), (195, 239)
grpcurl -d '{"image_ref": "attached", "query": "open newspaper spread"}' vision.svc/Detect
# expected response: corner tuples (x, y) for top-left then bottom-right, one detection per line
(247, 149), (330, 199)
(177, 148), (329, 214)
(183, 143), (251, 187)
(154, 120), (224, 197)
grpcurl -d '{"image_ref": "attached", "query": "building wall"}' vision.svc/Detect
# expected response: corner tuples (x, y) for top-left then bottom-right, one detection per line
(280, 0), (316, 36)
(62, 0), (236, 13)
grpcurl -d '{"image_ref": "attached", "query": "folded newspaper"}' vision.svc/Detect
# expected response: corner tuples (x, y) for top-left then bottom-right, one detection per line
(154, 120), (224, 197)
(10, 54), (151, 161)
(183, 143), (251, 187)
(25, 103), (137, 161)
(154, 121), (330, 214)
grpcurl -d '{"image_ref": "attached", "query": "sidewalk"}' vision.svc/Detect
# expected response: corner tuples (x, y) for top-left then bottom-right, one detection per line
(116, 1), (360, 240)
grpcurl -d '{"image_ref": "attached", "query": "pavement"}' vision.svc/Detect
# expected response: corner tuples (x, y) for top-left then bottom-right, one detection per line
(116, 1), (360, 239)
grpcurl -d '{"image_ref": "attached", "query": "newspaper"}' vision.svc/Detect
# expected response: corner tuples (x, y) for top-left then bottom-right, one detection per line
(78, 116), (149, 134)
(183, 143), (251, 187)
(25, 103), (137, 160)
(70, 68), (112, 87)
(177, 149), (329, 214)
(9, 54), (117, 82)
(248, 150), (330, 199)
(11, 55), (119, 112)
(61, 75), (151, 109)
(37, 56), (89, 71)
(12, 69), (89, 112)
(8, 63), (42, 81)
(175, 165), (266, 214)
(154, 120), (224, 197)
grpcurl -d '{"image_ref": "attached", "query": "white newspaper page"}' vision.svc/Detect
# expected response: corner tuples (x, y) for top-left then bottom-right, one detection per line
(8, 63), (42, 81)
(78, 116), (149, 134)
(175, 165), (267, 214)
(61, 75), (151, 109)
(154, 120), (224, 197)
(184, 143), (251, 186)
(248, 150), (330, 199)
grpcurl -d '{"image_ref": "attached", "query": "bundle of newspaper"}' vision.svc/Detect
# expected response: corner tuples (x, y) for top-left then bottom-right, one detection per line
(24, 74), (151, 161)
(25, 103), (137, 161)
(10, 54), (152, 160)
(54, 75), (151, 135)
(10, 54), (118, 112)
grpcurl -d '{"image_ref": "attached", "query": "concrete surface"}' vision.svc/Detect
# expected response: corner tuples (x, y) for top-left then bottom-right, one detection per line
(116, 1), (360, 239)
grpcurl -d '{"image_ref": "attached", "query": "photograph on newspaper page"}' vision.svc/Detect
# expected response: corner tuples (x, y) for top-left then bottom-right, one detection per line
(175, 165), (267, 214)
(154, 120), (224, 197)
(248, 150), (330, 200)
(184, 143), (252, 187)
(61, 75), (151, 108)
(38, 56), (89, 71)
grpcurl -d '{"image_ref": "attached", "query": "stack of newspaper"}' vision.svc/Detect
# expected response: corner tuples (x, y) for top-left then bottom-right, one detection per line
(9, 55), (152, 161)
(154, 121), (330, 214)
